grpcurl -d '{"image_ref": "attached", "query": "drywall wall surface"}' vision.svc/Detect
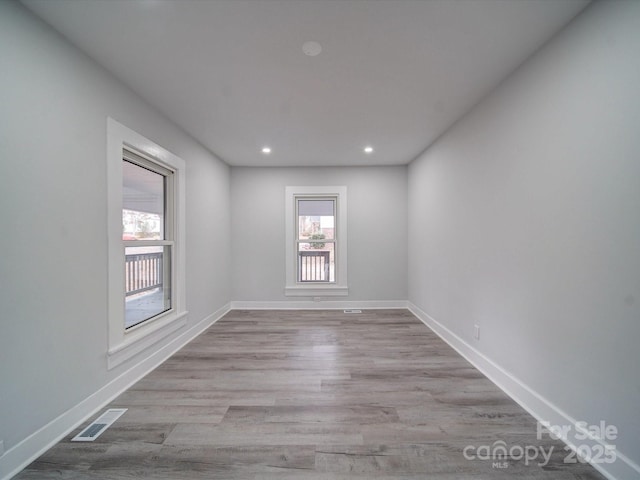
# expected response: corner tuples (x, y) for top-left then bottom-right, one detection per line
(408, 0), (640, 469)
(231, 166), (408, 303)
(0, 0), (230, 464)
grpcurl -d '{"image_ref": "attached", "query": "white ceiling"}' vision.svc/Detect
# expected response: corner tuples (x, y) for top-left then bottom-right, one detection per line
(22, 0), (590, 167)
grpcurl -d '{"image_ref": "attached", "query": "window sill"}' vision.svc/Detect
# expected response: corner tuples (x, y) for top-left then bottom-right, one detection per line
(284, 286), (349, 297)
(107, 310), (188, 370)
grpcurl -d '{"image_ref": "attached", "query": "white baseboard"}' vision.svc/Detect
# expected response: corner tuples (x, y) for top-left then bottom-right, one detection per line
(407, 302), (639, 480)
(230, 300), (408, 310)
(0, 302), (231, 480)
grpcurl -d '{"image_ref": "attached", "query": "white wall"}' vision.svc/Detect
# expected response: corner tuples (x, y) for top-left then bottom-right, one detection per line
(0, 0), (230, 474)
(408, 0), (640, 475)
(231, 167), (407, 305)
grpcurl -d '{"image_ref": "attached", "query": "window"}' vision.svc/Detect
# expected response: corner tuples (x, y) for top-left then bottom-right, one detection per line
(107, 118), (186, 369)
(285, 186), (348, 296)
(122, 151), (173, 329)
(297, 198), (336, 283)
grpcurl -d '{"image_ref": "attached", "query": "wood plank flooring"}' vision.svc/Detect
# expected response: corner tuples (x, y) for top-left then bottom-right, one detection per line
(15, 310), (605, 479)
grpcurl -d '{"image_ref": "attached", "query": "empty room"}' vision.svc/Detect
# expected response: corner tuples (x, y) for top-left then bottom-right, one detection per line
(0, 0), (638, 479)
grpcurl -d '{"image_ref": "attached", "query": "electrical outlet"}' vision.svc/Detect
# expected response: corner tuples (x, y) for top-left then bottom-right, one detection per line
(474, 324), (480, 340)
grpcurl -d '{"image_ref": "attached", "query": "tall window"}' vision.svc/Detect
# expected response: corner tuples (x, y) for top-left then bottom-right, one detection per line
(285, 186), (348, 296)
(296, 198), (336, 283)
(122, 150), (173, 329)
(107, 118), (186, 369)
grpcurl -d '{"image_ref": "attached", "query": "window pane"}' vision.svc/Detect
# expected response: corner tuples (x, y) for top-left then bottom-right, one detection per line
(298, 199), (334, 216)
(297, 242), (335, 282)
(125, 245), (171, 329)
(123, 160), (165, 240)
(298, 199), (335, 241)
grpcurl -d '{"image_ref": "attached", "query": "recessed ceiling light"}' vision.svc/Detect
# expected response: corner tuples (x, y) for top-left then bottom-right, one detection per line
(364, 146), (374, 154)
(261, 147), (272, 154)
(302, 41), (322, 57)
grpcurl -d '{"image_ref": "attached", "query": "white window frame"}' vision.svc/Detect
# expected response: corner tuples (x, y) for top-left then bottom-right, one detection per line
(107, 118), (187, 369)
(285, 186), (348, 297)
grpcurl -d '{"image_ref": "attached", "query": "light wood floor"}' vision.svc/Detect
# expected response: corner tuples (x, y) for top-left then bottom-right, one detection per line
(16, 310), (605, 479)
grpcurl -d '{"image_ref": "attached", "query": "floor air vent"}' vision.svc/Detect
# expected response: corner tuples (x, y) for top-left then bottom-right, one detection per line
(72, 408), (127, 442)
(344, 309), (362, 314)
